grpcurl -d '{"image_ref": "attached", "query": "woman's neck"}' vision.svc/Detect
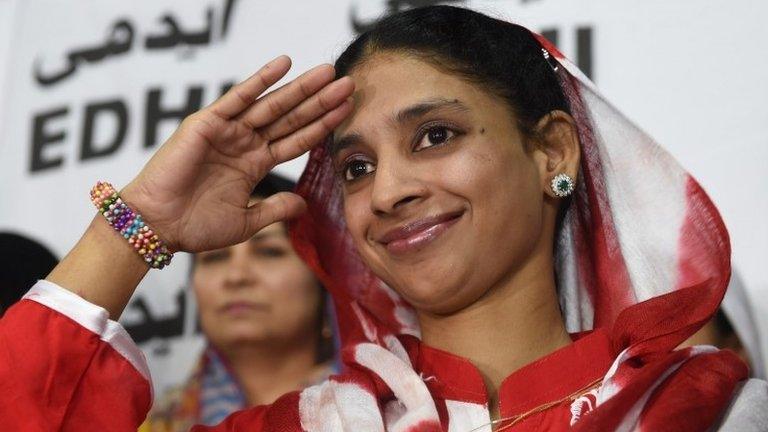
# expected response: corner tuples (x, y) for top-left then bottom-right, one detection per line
(417, 250), (571, 417)
(216, 335), (323, 407)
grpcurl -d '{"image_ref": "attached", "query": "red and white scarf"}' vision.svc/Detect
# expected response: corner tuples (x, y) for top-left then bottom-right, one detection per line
(284, 30), (747, 432)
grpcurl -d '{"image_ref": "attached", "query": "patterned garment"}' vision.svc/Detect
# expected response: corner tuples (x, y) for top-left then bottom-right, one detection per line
(199, 350), (248, 425)
(143, 349), (247, 432)
(143, 348), (333, 431)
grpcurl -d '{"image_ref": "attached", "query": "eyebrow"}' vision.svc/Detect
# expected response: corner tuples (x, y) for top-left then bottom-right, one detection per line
(330, 98), (470, 157)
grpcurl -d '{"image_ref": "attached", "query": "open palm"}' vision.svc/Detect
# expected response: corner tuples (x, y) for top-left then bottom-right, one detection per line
(121, 56), (353, 253)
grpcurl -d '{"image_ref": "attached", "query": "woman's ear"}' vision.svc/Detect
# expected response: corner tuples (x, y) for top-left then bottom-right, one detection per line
(530, 110), (581, 198)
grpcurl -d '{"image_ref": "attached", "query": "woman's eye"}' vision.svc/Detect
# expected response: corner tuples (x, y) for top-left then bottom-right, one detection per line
(198, 250), (229, 264)
(254, 247), (286, 258)
(343, 160), (375, 181)
(415, 126), (456, 151)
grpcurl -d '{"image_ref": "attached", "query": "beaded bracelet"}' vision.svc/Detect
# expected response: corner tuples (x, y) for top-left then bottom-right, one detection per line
(90, 181), (174, 269)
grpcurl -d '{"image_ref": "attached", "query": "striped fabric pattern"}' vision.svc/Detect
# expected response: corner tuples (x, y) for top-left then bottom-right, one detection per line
(199, 349), (247, 426)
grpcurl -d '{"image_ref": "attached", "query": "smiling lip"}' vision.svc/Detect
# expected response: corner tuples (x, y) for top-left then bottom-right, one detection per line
(378, 210), (464, 255)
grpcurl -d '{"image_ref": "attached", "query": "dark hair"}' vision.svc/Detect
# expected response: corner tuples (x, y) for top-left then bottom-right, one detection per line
(0, 232), (59, 315)
(335, 5), (570, 139)
(251, 172), (295, 198)
(713, 309), (736, 339)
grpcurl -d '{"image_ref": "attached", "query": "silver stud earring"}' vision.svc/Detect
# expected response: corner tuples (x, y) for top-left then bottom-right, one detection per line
(551, 173), (574, 197)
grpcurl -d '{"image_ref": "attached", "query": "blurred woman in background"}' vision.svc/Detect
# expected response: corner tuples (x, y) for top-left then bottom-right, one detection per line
(145, 173), (335, 431)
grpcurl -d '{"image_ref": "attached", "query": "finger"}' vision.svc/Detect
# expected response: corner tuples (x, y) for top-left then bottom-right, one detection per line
(241, 63), (336, 129)
(258, 76), (354, 142)
(268, 98), (354, 163)
(244, 192), (306, 238)
(208, 55), (292, 119)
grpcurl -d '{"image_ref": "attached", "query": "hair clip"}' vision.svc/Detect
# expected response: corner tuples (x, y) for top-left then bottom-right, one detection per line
(541, 48), (560, 71)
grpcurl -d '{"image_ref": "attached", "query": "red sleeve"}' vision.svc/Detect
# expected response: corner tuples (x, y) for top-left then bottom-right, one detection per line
(189, 407), (268, 432)
(190, 392), (303, 432)
(0, 280), (153, 432)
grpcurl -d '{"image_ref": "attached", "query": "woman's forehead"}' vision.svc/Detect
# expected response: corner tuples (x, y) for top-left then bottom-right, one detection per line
(349, 54), (462, 103)
(337, 56), (480, 134)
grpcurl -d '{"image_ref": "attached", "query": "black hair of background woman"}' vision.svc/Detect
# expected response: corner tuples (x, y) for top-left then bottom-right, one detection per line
(0, 232), (59, 316)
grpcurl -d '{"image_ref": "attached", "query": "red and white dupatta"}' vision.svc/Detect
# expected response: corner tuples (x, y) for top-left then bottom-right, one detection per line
(287, 30), (748, 432)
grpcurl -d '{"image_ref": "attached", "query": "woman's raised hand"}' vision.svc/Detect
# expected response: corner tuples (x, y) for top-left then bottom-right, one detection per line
(121, 56), (353, 253)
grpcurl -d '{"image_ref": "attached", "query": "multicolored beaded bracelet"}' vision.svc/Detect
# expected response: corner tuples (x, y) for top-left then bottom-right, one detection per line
(90, 181), (174, 269)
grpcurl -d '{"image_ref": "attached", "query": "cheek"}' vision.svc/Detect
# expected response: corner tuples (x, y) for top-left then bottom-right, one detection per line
(464, 141), (543, 258)
(266, 259), (321, 316)
(192, 271), (233, 341)
(432, 139), (530, 211)
(440, 137), (543, 258)
(343, 193), (376, 258)
(486, 163), (539, 218)
(192, 271), (220, 316)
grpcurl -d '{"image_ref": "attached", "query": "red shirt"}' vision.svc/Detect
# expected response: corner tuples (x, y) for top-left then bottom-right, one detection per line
(399, 330), (614, 431)
(4, 282), (747, 432)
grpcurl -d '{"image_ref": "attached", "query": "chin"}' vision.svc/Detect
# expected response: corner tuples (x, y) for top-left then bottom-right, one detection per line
(391, 272), (476, 315)
(373, 248), (470, 304)
(221, 326), (270, 344)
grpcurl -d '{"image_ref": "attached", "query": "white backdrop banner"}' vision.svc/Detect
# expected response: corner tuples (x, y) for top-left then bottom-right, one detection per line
(1, 0), (766, 397)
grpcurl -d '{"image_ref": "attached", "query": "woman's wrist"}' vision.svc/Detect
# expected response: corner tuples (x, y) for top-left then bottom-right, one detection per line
(120, 179), (182, 254)
(47, 214), (150, 320)
(91, 181), (174, 268)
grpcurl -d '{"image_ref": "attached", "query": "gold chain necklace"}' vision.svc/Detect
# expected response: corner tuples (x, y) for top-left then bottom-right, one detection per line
(467, 377), (603, 432)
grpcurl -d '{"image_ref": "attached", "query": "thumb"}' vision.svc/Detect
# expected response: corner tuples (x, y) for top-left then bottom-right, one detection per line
(244, 192), (307, 239)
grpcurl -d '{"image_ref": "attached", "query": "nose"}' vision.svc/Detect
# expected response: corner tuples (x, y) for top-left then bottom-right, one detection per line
(222, 244), (257, 289)
(369, 158), (428, 216)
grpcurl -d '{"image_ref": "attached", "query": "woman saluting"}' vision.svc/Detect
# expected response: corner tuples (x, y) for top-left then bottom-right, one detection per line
(1, 6), (765, 431)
